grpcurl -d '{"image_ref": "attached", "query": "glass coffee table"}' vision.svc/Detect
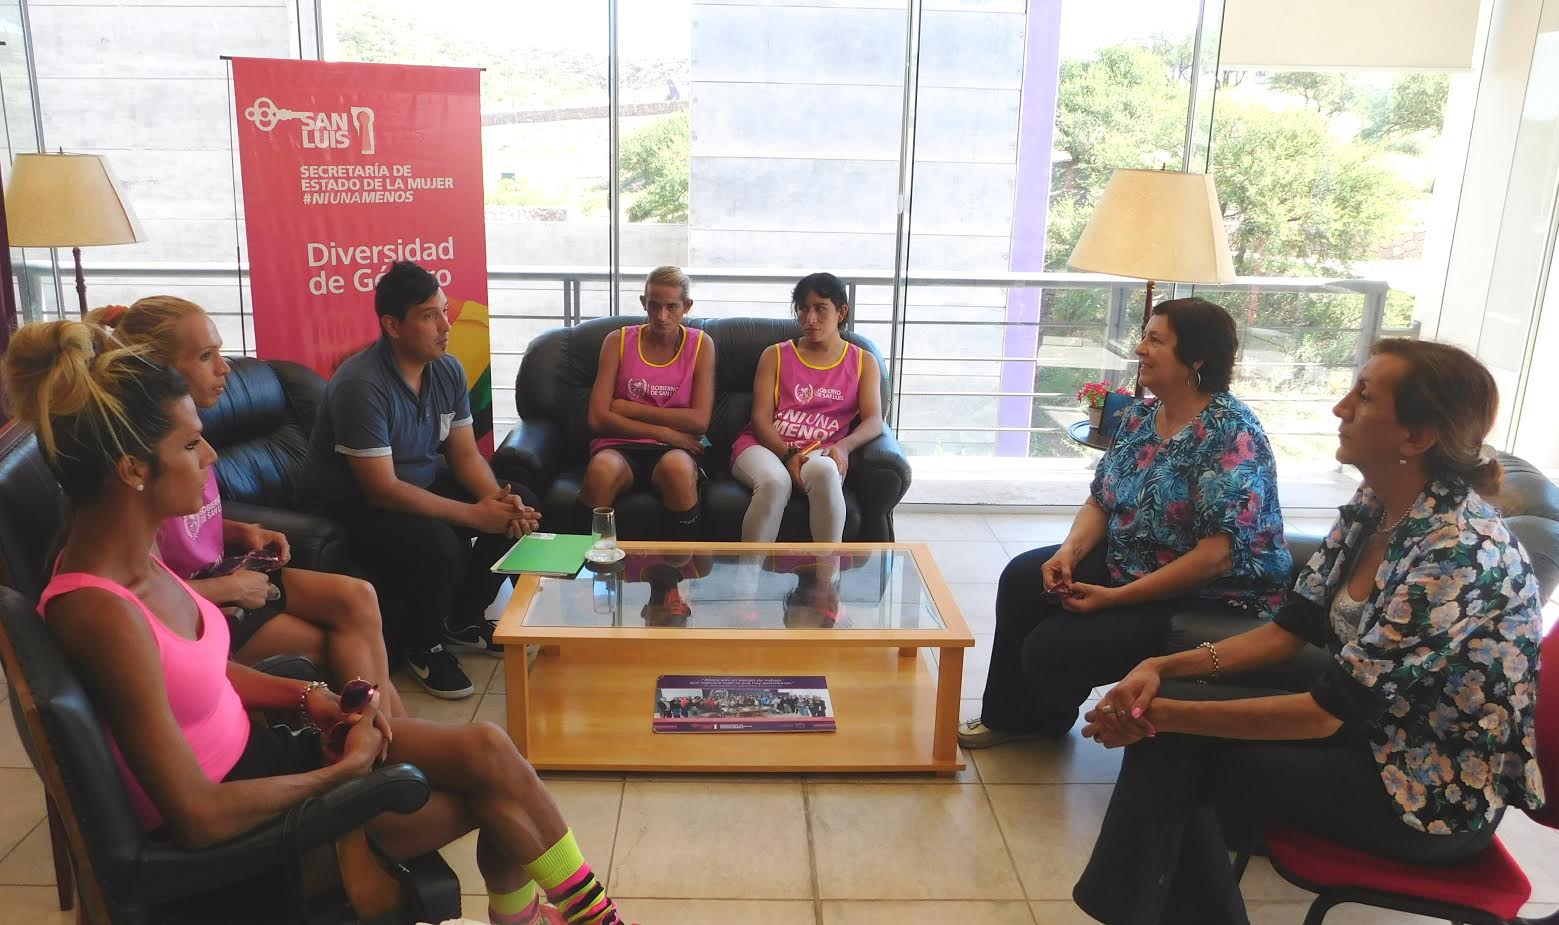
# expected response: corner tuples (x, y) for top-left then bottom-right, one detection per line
(492, 542), (975, 774)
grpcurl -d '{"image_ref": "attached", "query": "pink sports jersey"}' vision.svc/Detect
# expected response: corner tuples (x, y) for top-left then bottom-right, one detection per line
(39, 560), (250, 831)
(731, 340), (864, 463)
(590, 324), (706, 454)
(156, 468), (225, 579)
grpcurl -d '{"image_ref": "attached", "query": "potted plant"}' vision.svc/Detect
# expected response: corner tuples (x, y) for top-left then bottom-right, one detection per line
(1077, 380), (1115, 429)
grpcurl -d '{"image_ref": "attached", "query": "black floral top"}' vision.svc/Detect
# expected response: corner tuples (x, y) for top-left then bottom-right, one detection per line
(1275, 479), (1545, 833)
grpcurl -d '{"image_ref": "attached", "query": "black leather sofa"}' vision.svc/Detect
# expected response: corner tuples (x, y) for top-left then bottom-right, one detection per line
(491, 316), (913, 542)
(200, 356), (351, 574)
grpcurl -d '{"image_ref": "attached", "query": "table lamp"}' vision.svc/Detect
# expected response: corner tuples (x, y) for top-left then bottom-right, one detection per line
(1067, 167), (1235, 398)
(4, 152), (144, 317)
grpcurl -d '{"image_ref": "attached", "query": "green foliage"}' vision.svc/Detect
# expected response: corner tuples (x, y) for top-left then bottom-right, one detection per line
(1211, 102), (1407, 277)
(1266, 73), (1357, 116)
(619, 113), (691, 223)
(1364, 74), (1451, 142)
(1047, 45), (1187, 271)
(1047, 43), (1433, 371)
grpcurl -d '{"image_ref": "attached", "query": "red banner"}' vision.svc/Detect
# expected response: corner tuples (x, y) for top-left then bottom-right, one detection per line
(230, 57), (494, 451)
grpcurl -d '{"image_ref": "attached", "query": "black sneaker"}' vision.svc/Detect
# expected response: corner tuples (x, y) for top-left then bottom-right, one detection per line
(406, 645), (474, 699)
(443, 619), (504, 658)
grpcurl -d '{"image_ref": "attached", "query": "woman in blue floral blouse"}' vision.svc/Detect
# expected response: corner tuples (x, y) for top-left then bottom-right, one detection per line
(1073, 339), (1545, 925)
(960, 298), (1292, 749)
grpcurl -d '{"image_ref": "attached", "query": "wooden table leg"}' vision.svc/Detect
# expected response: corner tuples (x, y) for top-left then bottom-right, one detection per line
(932, 646), (964, 774)
(504, 645), (531, 757)
(897, 647), (918, 658)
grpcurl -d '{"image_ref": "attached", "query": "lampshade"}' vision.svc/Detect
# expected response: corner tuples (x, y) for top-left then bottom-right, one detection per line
(1067, 168), (1235, 285)
(5, 152), (144, 248)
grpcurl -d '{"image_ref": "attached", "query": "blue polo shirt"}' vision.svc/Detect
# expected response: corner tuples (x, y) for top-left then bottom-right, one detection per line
(299, 338), (472, 507)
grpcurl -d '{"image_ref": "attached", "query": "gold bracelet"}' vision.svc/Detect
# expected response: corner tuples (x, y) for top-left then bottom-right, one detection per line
(1197, 641), (1221, 684)
(297, 680), (330, 728)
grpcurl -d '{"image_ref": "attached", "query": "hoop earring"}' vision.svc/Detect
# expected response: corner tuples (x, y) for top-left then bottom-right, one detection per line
(1190, 368), (1203, 391)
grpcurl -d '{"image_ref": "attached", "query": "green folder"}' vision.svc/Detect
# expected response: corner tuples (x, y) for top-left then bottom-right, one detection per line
(489, 532), (595, 577)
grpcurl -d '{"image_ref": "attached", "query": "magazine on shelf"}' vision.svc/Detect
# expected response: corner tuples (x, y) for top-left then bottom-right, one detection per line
(653, 675), (836, 733)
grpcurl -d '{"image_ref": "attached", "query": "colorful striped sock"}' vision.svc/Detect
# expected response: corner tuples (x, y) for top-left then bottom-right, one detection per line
(524, 830), (622, 925)
(488, 880), (542, 924)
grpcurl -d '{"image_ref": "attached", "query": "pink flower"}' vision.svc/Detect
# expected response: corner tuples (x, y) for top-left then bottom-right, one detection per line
(1220, 432), (1257, 469)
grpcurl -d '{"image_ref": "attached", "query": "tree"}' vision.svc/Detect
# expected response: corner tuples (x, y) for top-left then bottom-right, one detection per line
(1034, 40), (1424, 452)
(1267, 73), (1357, 117)
(619, 112), (690, 223)
(1363, 73), (1450, 141)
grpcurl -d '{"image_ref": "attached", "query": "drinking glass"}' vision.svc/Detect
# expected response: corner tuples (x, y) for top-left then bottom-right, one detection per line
(587, 507), (623, 563)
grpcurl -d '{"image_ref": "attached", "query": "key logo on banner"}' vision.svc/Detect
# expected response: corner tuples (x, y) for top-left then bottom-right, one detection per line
(243, 96), (378, 155)
(229, 57), (495, 454)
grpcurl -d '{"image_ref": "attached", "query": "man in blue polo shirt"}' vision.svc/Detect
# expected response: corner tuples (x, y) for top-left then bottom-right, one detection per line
(299, 261), (539, 699)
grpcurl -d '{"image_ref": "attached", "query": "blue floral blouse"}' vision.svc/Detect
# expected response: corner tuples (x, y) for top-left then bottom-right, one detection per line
(1088, 392), (1291, 614)
(1275, 479), (1545, 833)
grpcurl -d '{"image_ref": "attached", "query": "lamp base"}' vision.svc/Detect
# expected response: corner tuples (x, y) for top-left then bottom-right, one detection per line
(1133, 279), (1155, 400)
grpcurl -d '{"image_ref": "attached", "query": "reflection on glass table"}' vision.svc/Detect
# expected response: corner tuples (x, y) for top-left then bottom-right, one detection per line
(525, 548), (944, 632)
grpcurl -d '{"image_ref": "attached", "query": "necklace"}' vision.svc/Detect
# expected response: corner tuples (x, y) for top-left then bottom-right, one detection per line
(1374, 505), (1412, 537)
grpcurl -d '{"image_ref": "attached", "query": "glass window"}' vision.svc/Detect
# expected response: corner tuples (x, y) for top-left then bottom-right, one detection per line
(328, 0), (611, 434)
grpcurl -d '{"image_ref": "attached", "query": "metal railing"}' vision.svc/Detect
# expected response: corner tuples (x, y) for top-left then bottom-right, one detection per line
(16, 261), (1406, 448)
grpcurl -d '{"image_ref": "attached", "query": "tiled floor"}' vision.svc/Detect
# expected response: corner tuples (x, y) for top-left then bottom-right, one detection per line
(2, 510), (1556, 924)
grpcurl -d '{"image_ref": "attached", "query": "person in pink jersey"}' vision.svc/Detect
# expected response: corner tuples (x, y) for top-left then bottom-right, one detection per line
(90, 298), (404, 718)
(582, 266), (715, 538)
(732, 272), (883, 542)
(5, 319), (633, 925)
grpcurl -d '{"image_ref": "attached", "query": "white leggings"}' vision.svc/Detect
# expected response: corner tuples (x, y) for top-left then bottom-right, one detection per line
(731, 445), (846, 543)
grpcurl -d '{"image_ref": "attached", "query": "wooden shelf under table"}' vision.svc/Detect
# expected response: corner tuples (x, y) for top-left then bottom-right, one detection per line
(503, 640), (965, 774)
(495, 541), (973, 775)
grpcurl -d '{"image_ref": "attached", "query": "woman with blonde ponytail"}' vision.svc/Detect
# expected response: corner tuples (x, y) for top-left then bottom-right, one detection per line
(91, 297), (404, 718)
(2, 319), (637, 925)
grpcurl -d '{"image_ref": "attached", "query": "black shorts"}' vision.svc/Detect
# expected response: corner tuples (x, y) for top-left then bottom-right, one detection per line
(597, 444), (707, 492)
(227, 570), (288, 654)
(225, 714), (325, 782)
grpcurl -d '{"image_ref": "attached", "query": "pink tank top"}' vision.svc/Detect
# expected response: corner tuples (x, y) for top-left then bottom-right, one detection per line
(731, 340), (864, 463)
(38, 561), (251, 831)
(156, 469), (224, 579)
(590, 324), (706, 454)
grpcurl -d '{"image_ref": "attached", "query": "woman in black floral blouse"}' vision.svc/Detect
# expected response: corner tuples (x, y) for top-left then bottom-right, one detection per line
(1073, 339), (1545, 925)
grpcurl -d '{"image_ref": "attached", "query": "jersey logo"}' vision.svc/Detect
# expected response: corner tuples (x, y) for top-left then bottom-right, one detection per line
(794, 383), (814, 404)
(628, 377), (649, 399)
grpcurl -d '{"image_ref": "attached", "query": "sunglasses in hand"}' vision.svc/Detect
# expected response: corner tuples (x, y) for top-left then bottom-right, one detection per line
(326, 679), (379, 754)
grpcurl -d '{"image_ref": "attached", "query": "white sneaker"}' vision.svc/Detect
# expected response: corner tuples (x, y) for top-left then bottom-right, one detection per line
(957, 719), (1045, 749)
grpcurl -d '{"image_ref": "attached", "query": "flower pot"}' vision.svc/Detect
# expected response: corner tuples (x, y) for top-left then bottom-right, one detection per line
(1087, 406), (1104, 429)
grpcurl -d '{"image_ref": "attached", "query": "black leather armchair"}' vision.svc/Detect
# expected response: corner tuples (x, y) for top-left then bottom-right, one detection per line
(0, 585), (460, 924)
(200, 357), (350, 574)
(1167, 451), (1559, 689)
(491, 316), (912, 542)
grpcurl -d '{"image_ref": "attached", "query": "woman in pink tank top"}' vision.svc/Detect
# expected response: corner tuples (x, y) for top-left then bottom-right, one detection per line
(7, 319), (634, 923)
(731, 273), (884, 542)
(91, 298), (404, 718)
(582, 266), (715, 538)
